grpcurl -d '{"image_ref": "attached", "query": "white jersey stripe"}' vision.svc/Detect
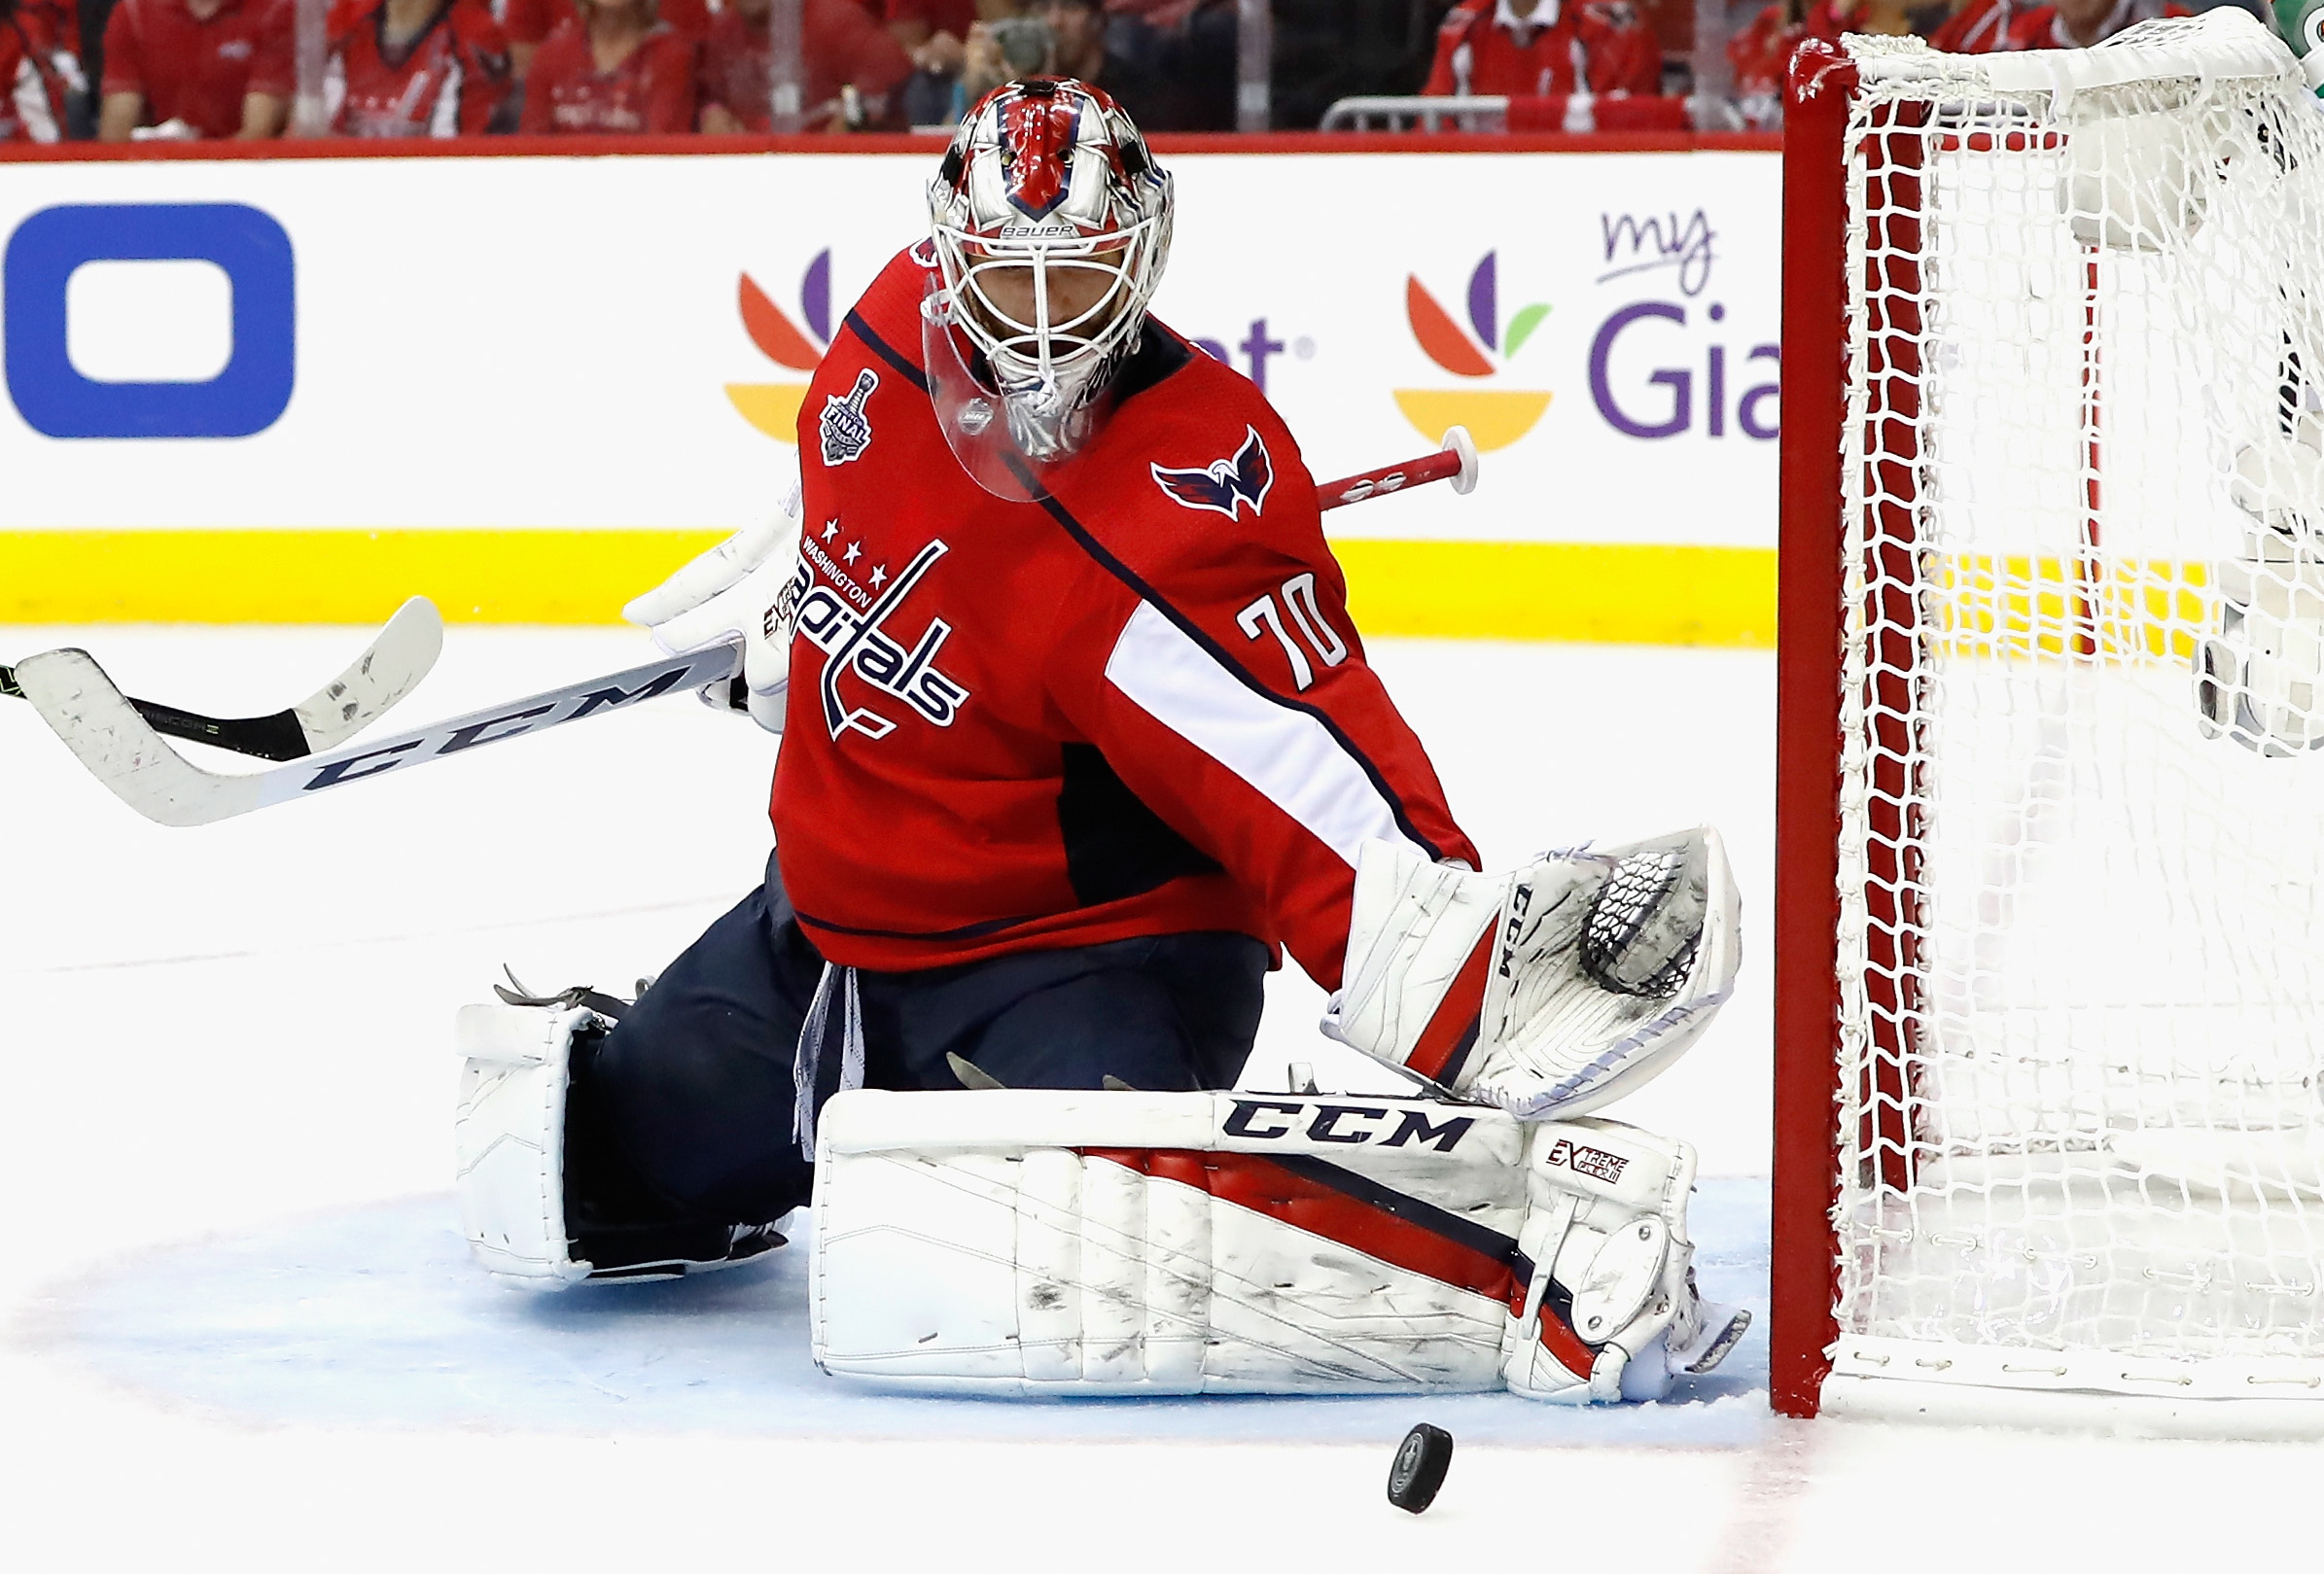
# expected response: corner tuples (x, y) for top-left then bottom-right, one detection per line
(1103, 600), (1417, 869)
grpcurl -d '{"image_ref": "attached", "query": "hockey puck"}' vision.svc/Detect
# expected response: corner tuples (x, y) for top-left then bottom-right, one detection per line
(1386, 1422), (1454, 1514)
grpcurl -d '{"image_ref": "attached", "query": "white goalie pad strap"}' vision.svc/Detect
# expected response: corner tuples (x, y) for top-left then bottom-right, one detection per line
(808, 1090), (1730, 1402)
(1323, 827), (1743, 1121)
(1503, 1116), (1734, 1402)
(454, 1001), (600, 1286)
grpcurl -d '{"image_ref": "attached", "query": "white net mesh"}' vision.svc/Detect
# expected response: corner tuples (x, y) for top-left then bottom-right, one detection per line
(1830, 13), (2324, 1396)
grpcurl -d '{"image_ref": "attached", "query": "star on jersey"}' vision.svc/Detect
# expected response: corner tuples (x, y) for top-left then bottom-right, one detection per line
(792, 539), (970, 741)
(1151, 426), (1275, 521)
(822, 521), (840, 542)
(844, 542), (862, 564)
(869, 566), (889, 588)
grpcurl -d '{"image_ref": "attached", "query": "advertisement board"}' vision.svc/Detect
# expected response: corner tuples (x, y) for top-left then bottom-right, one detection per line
(0, 142), (1780, 637)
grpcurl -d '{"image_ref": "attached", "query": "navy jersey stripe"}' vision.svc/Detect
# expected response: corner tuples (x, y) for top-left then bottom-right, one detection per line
(843, 308), (932, 394)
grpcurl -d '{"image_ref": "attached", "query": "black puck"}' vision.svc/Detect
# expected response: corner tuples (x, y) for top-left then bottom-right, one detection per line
(1386, 1422), (1454, 1514)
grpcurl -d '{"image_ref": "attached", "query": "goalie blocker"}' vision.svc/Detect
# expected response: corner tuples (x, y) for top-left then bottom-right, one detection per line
(810, 1088), (1747, 1401)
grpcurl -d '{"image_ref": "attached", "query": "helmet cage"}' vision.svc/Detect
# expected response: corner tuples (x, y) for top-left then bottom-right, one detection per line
(926, 79), (1174, 462)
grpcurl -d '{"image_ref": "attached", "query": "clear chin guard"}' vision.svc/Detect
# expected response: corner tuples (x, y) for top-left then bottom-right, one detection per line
(920, 283), (1113, 503)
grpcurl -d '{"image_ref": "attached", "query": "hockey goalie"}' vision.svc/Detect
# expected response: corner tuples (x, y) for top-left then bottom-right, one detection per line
(454, 78), (1747, 1403)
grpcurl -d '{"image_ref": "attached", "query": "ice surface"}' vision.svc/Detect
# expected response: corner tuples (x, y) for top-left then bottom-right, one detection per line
(27, 1182), (1768, 1444)
(10, 629), (2316, 1572)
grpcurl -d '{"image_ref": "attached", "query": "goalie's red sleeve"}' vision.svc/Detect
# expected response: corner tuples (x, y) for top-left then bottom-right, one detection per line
(772, 246), (1478, 988)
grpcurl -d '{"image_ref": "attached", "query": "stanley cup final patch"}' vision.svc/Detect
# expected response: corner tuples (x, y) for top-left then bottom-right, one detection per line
(820, 368), (879, 466)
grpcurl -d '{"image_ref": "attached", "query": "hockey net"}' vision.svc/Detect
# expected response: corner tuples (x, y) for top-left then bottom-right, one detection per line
(1776, 11), (2324, 1418)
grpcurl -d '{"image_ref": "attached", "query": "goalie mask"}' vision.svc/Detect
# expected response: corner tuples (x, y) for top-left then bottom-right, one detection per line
(925, 78), (1174, 488)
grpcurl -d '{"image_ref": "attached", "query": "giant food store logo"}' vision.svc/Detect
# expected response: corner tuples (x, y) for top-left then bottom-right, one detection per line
(724, 248), (833, 445)
(1395, 252), (1552, 453)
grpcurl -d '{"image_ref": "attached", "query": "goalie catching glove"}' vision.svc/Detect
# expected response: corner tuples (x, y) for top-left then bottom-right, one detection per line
(621, 488), (806, 735)
(809, 1088), (1747, 1401)
(1323, 826), (1740, 1120)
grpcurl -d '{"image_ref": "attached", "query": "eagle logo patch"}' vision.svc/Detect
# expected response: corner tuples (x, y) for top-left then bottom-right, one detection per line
(1151, 427), (1274, 521)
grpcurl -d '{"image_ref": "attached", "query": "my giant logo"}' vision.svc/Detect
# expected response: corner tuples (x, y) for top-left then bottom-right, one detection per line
(3, 203), (295, 439)
(1587, 210), (1778, 441)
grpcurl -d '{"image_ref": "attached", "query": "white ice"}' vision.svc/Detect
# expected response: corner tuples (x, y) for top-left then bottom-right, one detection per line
(5, 627), (2320, 1572)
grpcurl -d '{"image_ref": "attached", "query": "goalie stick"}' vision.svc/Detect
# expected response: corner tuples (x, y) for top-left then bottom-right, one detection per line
(1318, 427), (1478, 511)
(10, 637), (743, 827)
(12, 434), (1478, 825)
(0, 597), (443, 762)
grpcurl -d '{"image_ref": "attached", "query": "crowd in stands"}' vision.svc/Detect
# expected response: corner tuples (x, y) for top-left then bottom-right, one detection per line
(0, 0), (2271, 144)
(0, 0), (1242, 141)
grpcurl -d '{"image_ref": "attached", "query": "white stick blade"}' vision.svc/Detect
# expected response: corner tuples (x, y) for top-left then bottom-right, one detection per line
(291, 596), (444, 750)
(13, 649), (256, 827)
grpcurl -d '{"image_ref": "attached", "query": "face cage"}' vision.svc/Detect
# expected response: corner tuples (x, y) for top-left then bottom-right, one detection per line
(931, 211), (1167, 428)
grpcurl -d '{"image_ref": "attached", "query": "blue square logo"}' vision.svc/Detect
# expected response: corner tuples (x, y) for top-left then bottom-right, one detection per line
(4, 202), (296, 439)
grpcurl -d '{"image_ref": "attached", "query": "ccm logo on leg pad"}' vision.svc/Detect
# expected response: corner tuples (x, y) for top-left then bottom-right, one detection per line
(1222, 1099), (1476, 1152)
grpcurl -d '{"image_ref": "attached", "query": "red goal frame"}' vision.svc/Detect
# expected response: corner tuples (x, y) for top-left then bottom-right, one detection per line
(1773, 39), (1935, 1420)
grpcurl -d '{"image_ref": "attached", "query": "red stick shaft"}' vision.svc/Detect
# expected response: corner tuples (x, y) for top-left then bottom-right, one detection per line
(1316, 446), (1465, 510)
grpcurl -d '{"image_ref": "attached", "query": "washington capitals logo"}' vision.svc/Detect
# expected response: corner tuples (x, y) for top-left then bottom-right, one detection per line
(793, 538), (969, 742)
(820, 368), (877, 466)
(1151, 427), (1275, 521)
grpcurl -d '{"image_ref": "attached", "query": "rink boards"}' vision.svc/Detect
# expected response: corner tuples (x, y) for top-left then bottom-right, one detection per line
(0, 136), (1779, 639)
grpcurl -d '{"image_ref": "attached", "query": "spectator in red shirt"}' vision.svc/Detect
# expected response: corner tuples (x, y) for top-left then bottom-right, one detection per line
(502, 0), (704, 77)
(1725, 0), (1866, 124)
(519, 0), (694, 131)
(883, 0), (973, 61)
(2, 0), (77, 140)
(1423, 0), (1661, 99)
(696, 0), (910, 129)
(1929, 0), (2023, 48)
(324, 0), (511, 134)
(97, 0), (293, 139)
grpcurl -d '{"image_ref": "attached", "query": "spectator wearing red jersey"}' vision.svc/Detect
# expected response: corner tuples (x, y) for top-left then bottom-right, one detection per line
(1725, 0), (1871, 124)
(97, 0), (293, 139)
(325, 0), (511, 134)
(1, 0), (78, 140)
(1423, 0), (1661, 99)
(502, 0), (705, 76)
(519, 0), (694, 131)
(1929, 0), (2025, 49)
(696, 0), (910, 130)
(883, 0), (974, 63)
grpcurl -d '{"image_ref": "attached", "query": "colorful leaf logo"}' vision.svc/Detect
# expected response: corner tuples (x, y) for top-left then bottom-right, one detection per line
(728, 249), (832, 444)
(1397, 252), (1555, 453)
(1405, 252), (1552, 377)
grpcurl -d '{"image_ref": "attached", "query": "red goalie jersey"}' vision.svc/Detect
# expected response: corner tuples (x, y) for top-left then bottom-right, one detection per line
(775, 246), (1479, 988)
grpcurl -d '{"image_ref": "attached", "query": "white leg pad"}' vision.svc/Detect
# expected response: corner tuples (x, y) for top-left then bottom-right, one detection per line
(807, 1089), (1745, 1401)
(454, 1000), (601, 1286)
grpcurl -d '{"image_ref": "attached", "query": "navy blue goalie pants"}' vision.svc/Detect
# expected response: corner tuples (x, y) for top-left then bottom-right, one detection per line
(572, 854), (1269, 1231)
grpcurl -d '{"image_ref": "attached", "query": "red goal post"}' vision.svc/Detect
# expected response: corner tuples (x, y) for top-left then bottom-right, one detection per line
(1772, 13), (2324, 1428)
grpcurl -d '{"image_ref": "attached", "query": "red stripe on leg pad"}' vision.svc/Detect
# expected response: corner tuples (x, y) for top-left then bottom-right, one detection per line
(1084, 1148), (1598, 1381)
(1088, 1148), (1522, 1307)
(1405, 926), (1495, 1082)
(1536, 1301), (1598, 1379)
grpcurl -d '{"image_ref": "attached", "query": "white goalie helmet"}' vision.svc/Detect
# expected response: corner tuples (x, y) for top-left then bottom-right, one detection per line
(926, 77), (1174, 472)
